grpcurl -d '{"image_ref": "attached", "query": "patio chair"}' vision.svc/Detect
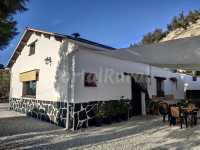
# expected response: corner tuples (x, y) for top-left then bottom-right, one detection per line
(185, 105), (198, 127)
(192, 110), (198, 126)
(169, 106), (186, 128)
(159, 102), (169, 122)
(187, 110), (198, 127)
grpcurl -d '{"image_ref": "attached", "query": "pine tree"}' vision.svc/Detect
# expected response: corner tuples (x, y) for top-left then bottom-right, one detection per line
(177, 11), (188, 29)
(186, 10), (198, 23)
(0, 0), (28, 51)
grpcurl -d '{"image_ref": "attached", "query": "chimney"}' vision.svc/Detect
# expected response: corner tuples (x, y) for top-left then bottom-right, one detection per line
(71, 33), (80, 38)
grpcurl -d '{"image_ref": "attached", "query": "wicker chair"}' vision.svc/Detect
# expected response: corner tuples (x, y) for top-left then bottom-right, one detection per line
(169, 106), (187, 128)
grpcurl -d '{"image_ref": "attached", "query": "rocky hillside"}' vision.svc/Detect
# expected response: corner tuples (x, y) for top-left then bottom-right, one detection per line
(136, 12), (200, 75)
(136, 10), (200, 46)
(161, 19), (200, 42)
(161, 19), (200, 75)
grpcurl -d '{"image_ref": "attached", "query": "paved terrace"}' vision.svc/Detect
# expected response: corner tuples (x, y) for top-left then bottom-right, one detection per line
(0, 103), (200, 150)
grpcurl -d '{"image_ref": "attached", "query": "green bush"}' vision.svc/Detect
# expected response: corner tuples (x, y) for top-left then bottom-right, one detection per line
(96, 100), (129, 122)
(146, 100), (161, 115)
(177, 99), (189, 107)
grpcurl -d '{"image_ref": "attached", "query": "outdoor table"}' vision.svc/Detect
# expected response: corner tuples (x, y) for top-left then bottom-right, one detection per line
(180, 107), (199, 127)
(163, 99), (180, 105)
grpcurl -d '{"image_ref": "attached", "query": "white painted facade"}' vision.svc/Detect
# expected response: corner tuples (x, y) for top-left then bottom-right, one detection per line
(10, 33), (62, 101)
(10, 29), (200, 104)
(178, 74), (200, 91)
(74, 48), (181, 102)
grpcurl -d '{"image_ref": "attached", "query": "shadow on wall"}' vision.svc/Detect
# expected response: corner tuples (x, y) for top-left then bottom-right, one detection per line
(54, 40), (74, 128)
(54, 40), (132, 130)
(54, 40), (70, 102)
(53, 41), (133, 130)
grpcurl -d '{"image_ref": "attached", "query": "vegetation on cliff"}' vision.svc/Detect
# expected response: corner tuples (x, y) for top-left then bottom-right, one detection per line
(136, 10), (200, 46)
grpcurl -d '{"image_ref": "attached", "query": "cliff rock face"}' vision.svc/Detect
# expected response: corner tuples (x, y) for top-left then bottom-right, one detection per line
(161, 20), (200, 42)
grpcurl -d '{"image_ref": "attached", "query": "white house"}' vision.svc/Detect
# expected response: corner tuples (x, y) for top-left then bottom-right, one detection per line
(8, 27), (189, 129)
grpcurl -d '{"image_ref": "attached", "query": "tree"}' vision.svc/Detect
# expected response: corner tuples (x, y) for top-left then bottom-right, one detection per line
(141, 32), (154, 44)
(0, 64), (4, 69)
(177, 11), (188, 29)
(186, 10), (200, 24)
(0, 0), (28, 51)
(141, 28), (166, 45)
(186, 10), (198, 23)
(170, 16), (180, 30)
(152, 29), (166, 42)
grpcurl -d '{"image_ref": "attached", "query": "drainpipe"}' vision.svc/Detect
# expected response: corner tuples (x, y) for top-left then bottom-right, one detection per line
(65, 97), (70, 130)
(65, 53), (71, 130)
(65, 82), (70, 130)
(65, 41), (77, 130)
(149, 64), (152, 85)
(148, 64), (152, 99)
(65, 49), (76, 130)
(70, 55), (76, 131)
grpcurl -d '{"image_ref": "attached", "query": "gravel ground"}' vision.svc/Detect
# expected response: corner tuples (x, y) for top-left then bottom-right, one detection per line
(1, 103), (200, 150)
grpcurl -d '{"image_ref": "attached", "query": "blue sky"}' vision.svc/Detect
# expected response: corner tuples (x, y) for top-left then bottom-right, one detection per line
(1, 0), (200, 65)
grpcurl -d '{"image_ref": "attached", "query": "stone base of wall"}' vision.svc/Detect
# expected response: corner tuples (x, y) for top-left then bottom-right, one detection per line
(72, 101), (100, 130)
(72, 100), (131, 130)
(10, 98), (132, 130)
(10, 98), (72, 128)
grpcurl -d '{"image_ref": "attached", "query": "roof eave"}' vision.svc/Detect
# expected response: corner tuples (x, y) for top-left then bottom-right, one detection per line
(7, 28), (30, 68)
(7, 27), (116, 68)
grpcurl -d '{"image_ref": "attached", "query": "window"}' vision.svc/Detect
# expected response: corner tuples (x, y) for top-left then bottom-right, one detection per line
(29, 43), (35, 56)
(22, 81), (36, 97)
(156, 78), (165, 97)
(170, 77), (178, 89)
(84, 73), (97, 87)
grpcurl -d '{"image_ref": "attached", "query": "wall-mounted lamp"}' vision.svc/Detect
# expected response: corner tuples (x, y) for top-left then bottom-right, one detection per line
(44, 57), (52, 65)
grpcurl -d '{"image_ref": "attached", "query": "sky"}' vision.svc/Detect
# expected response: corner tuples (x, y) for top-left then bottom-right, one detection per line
(1, 0), (200, 65)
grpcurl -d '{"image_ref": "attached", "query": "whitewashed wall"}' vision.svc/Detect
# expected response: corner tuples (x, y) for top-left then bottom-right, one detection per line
(149, 67), (179, 98)
(10, 33), (62, 101)
(10, 34), (185, 103)
(178, 74), (200, 91)
(74, 48), (133, 103)
(74, 47), (180, 103)
(175, 75), (185, 99)
(172, 74), (200, 99)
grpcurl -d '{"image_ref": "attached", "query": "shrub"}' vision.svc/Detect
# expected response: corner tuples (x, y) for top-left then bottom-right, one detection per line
(177, 99), (189, 107)
(146, 100), (161, 115)
(95, 100), (129, 124)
